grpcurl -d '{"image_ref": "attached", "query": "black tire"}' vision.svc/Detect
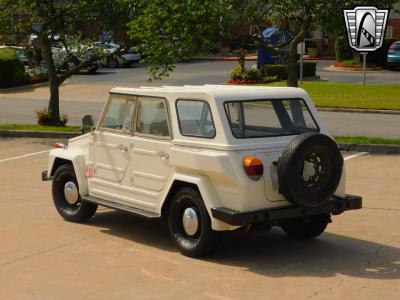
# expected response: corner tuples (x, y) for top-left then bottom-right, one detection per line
(281, 214), (330, 239)
(52, 164), (97, 222)
(277, 132), (343, 208)
(168, 187), (221, 257)
(107, 56), (118, 68)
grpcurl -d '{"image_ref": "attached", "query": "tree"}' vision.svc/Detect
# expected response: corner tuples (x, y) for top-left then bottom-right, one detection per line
(128, 0), (230, 80)
(271, 0), (398, 87)
(0, 0), (135, 125)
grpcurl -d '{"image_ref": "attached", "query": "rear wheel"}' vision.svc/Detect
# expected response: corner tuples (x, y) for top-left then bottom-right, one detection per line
(52, 164), (97, 222)
(168, 187), (221, 257)
(281, 214), (330, 239)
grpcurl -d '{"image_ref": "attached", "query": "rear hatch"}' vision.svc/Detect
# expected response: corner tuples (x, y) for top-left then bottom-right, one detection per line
(255, 147), (286, 202)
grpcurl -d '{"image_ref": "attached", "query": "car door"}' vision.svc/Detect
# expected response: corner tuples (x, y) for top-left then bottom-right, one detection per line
(93, 94), (135, 183)
(131, 96), (172, 195)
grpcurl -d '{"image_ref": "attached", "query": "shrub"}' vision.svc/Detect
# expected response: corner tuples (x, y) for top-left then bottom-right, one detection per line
(0, 48), (29, 88)
(340, 59), (362, 67)
(261, 64), (287, 80)
(230, 63), (246, 80)
(297, 61), (317, 77)
(243, 67), (261, 81)
(263, 75), (279, 83)
(367, 37), (397, 66)
(335, 36), (354, 62)
(35, 107), (69, 126)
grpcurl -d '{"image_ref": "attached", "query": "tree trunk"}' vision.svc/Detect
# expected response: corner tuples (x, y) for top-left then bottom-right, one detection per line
(287, 29), (306, 87)
(39, 33), (62, 125)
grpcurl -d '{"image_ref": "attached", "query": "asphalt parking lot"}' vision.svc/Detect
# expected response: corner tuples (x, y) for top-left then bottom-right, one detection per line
(0, 138), (399, 300)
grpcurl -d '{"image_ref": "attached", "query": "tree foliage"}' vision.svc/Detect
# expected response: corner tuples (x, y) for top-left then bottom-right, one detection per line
(0, 0), (134, 124)
(128, 0), (230, 80)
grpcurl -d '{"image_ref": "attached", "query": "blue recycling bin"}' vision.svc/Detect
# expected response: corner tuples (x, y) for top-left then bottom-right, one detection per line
(257, 27), (292, 68)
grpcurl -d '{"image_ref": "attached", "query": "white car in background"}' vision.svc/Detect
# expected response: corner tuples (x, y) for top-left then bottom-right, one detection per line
(94, 42), (141, 68)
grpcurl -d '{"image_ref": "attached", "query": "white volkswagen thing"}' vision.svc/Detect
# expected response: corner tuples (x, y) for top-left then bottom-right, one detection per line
(42, 85), (362, 257)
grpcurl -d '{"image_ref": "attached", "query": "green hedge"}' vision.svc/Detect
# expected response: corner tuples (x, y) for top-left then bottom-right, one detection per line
(335, 36), (353, 62)
(262, 65), (287, 80)
(261, 62), (316, 80)
(335, 36), (396, 66)
(0, 48), (28, 88)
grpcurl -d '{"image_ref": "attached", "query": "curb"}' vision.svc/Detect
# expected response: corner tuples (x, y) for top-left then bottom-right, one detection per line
(0, 81), (49, 92)
(338, 143), (400, 154)
(317, 107), (400, 115)
(324, 66), (383, 72)
(0, 130), (80, 139)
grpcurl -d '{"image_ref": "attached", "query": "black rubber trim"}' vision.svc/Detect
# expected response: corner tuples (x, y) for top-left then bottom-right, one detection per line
(41, 170), (52, 181)
(211, 194), (362, 226)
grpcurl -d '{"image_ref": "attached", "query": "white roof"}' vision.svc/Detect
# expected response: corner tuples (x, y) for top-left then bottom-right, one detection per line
(110, 85), (309, 102)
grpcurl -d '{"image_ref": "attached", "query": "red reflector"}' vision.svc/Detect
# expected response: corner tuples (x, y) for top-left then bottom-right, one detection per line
(54, 143), (65, 149)
(243, 156), (264, 180)
(85, 165), (94, 177)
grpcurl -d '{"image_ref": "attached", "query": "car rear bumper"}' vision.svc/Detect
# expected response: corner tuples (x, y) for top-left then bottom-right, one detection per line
(211, 194), (362, 226)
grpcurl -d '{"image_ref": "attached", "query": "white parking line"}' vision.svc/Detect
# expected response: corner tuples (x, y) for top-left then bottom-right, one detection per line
(0, 149), (50, 163)
(344, 152), (368, 161)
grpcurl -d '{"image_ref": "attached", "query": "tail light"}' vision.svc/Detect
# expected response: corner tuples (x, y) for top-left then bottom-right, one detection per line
(243, 156), (264, 180)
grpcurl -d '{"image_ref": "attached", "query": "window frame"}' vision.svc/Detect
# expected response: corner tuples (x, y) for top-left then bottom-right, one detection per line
(134, 95), (173, 140)
(97, 93), (137, 135)
(223, 98), (320, 139)
(175, 99), (216, 139)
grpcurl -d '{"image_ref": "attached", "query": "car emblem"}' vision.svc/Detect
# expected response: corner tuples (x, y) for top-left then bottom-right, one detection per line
(343, 6), (389, 52)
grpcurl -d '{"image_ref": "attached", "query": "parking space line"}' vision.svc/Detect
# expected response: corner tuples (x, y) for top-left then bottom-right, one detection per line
(344, 152), (368, 161)
(0, 149), (50, 163)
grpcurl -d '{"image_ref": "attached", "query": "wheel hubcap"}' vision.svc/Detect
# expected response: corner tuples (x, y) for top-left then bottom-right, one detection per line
(64, 181), (79, 205)
(182, 207), (199, 237)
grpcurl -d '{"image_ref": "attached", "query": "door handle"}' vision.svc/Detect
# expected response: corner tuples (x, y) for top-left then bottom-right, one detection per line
(158, 151), (169, 160)
(118, 144), (128, 152)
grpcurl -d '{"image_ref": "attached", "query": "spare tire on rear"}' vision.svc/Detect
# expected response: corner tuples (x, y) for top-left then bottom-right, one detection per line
(277, 132), (343, 208)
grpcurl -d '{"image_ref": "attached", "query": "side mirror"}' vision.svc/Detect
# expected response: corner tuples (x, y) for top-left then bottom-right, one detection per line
(81, 115), (95, 134)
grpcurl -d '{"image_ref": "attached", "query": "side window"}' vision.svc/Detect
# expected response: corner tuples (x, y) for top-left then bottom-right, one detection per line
(136, 97), (170, 137)
(100, 95), (135, 133)
(176, 100), (215, 138)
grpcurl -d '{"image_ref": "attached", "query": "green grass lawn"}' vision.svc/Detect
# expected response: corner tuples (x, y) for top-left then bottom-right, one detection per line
(335, 136), (400, 145)
(0, 124), (80, 132)
(264, 82), (400, 110)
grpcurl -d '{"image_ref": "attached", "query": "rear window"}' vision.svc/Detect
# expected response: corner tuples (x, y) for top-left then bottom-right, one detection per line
(224, 99), (318, 138)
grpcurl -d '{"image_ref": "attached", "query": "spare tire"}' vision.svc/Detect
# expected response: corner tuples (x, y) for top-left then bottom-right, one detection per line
(277, 132), (343, 208)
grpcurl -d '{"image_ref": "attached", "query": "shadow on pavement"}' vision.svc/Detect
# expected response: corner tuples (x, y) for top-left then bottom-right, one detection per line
(88, 210), (400, 280)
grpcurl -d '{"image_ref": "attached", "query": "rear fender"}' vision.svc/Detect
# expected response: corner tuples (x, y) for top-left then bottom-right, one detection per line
(164, 173), (240, 231)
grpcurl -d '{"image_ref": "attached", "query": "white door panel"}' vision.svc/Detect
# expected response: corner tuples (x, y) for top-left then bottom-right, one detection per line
(94, 131), (131, 182)
(131, 139), (171, 192)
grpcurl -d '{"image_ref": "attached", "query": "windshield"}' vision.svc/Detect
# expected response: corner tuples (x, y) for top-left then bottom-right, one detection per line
(224, 99), (319, 138)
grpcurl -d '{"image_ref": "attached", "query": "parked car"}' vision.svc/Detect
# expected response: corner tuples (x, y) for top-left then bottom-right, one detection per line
(42, 85), (362, 257)
(94, 42), (141, 68)
(0, 45), (29, 65)
(387, 41), (400, 70)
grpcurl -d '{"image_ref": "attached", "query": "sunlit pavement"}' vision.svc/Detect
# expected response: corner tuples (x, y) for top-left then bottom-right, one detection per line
(0, 138), (399, 300)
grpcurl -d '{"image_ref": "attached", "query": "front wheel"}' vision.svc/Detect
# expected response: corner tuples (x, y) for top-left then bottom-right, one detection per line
(168, 187), (221, 257)
(52, 164), (97, 222)
(281, 214), (330, 239)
